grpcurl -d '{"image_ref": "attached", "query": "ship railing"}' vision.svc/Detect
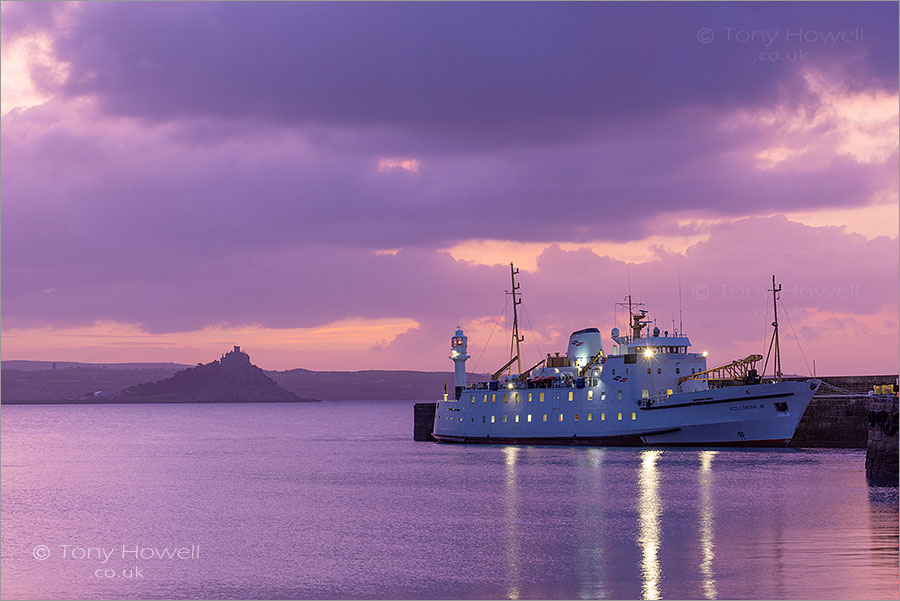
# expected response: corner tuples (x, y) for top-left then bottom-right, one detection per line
(465, 377), (596, 391)
(465, 382), (491, 390)
(638, 392), (676, 408)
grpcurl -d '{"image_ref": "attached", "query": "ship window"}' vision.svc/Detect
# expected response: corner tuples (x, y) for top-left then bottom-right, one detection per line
(559, 414), (564, 422)
(504, 394), (508, 403)
(528, 393), (533, 402)
(568, 391), (574, 402)
(540, 393), (545, 402)
(527, 414), (532, 422)
(588, 390), (593, 401)
(492, 394), (496, 403)
(626, 368), (630, 374)
(647, 368), (651, 375)
(491, 416), (495, 423)
(601, 390), (607, 401)
(575, 413), (579, 421)
(675, 368), (680, 374)
(503, 415), (507, 423)
(471, 396), (475, 403)
(617, 412), (623, 421)
(692, 368), (696, 374)
(617, 390), (623, 400)
(601, 413), (605, 421)
(483, 394), (487, 403)
(657, 368), (662, 374)
(642, 390), (649, 399)
(482, 416), (486, 423)
(667, 389), (673, 396)
(612, 369), (616, 375)
(632, 412), (637, 420)
(543, 414), (547, 422)
(515, 393), (520, 403)
(587, 413), (592, 421)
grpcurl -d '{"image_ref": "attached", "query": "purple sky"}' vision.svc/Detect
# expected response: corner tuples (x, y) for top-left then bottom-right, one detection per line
(1, 2), (898, 375)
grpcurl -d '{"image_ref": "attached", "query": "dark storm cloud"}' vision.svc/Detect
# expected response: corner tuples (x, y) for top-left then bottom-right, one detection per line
(29, 2), (897, 143)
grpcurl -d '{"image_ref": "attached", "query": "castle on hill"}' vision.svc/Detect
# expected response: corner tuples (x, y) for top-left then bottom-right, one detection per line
(221, 345), (251, 365)
(122, 344), (313, 402)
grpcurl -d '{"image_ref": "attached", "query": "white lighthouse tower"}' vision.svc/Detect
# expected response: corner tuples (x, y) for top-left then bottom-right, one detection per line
(450, 327), (469, 399)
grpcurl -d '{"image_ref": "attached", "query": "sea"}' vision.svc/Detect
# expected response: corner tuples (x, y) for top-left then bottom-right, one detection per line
(1, 401), (897, 600)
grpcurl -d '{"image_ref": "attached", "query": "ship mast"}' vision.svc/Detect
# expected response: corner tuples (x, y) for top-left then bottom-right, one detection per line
(762, 275), (783, 382)
(507, 262), (524, 375)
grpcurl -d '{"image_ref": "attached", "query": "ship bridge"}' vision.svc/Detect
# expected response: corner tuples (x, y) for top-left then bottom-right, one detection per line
(626, 336), (693, 355)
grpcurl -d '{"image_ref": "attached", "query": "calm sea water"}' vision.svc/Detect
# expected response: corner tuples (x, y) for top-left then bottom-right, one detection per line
(1, 401), (897, 600)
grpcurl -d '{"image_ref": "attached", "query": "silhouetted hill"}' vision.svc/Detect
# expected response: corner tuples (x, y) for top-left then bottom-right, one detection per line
(123, 346), (312, 402)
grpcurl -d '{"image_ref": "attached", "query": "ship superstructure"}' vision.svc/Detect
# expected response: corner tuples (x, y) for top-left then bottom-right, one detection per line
(433, 266), (819, 446)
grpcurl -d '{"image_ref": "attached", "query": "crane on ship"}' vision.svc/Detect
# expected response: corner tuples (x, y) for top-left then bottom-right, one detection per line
(678, 354), (763, 386)
(680, 275), (784, 387)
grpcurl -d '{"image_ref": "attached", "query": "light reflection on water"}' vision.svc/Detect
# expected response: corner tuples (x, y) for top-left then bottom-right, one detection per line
(576, 448), (606, 600)
(698, 451), (717, 600)
(503, 446), (520, 600)
(2, 402), (897, 600)
(638, 450), (662, 600)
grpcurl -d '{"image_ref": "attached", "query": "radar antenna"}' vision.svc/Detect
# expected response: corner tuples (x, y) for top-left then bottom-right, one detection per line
(614, 294), (646, 344)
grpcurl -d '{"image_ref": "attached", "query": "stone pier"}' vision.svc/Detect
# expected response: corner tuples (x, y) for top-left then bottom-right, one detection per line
(789, 394), (870, 448)
(787, 375), (896, 448)
(865, 395), (899, 486)
(414, 402), (437, 442)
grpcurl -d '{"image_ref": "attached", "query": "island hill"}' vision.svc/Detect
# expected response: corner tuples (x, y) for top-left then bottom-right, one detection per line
(120, 346), (317, 403)
(1, 348), (487, 404)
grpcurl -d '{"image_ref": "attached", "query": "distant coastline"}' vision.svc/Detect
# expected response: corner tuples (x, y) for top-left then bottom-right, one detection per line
(1, 353), (489, 404)
(0, 398), (322, 405)
(2, 398), (321, 405)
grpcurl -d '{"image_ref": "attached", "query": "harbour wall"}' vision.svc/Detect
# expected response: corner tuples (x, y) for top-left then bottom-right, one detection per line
(414, 402), (437, 442)
(865, 395), (899, 485)
(788, 394), (870, 448)
(788, 375), (897, 448)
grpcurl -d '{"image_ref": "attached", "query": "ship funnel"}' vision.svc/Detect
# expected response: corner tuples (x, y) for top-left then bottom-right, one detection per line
(567, 328), (603, 369)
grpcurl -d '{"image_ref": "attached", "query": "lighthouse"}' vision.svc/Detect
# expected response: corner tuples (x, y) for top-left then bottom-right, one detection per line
(449, 327), (469, 399)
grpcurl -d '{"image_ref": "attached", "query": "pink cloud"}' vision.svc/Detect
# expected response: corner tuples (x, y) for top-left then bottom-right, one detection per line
(1, 2), (896, 377)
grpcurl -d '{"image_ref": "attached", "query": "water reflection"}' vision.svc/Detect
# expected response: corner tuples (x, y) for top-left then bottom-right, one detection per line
(638, 450), (663, 600)
(698, 451), (717, 600)
(503, 446), (520, 600)
(576, 448), (607, 599)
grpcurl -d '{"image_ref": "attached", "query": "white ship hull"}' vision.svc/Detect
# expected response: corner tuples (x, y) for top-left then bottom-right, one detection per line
(433, 380), (820, 447)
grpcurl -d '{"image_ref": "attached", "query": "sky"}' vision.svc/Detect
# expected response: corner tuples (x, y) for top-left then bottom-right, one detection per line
(1, 1), (898, 376)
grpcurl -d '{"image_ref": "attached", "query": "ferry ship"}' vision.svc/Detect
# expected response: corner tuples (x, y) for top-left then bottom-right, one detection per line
(433, 265), (820, 446)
